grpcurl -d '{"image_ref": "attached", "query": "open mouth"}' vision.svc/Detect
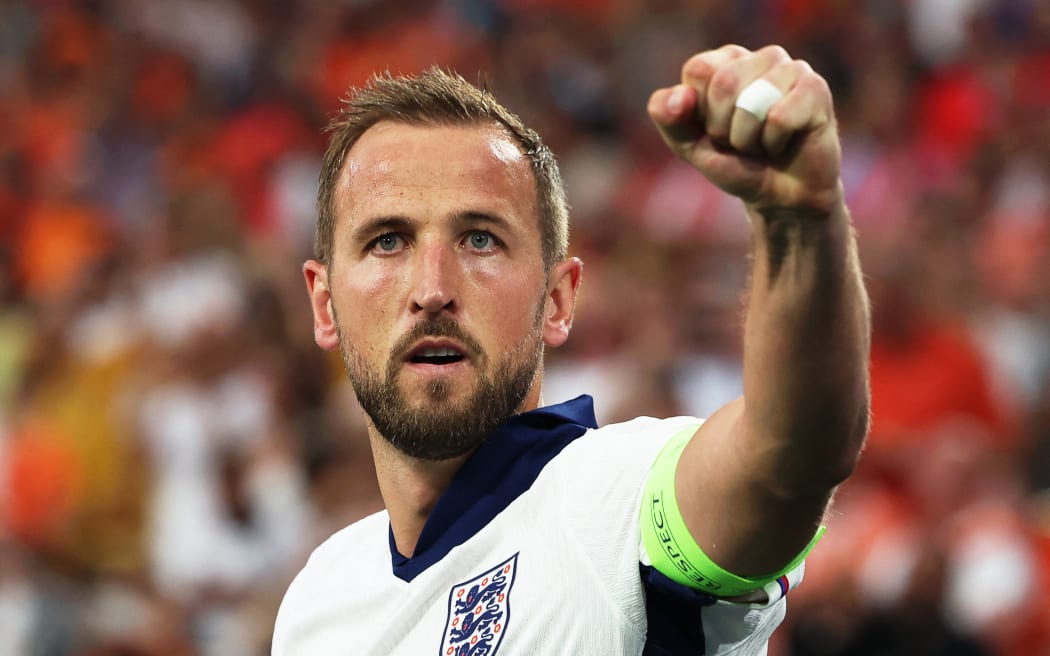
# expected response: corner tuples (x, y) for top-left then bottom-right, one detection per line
(408, 346), (466, 366)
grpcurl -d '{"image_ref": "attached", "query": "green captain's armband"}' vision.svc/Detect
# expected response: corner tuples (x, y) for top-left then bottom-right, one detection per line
(640, 426), (825, 598)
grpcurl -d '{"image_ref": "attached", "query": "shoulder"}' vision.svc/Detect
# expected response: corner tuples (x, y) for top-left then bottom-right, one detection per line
(589, 414), (704, 439)
(274, 510), (390, 629)
(541, 414), (704, 496)
(535, 414), (703, 531)
(299, 509), (389, 575)
(562, 414), (704, 465)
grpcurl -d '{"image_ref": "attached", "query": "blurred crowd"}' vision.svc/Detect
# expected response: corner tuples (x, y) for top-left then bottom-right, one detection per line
(0, 0), (1048, 654)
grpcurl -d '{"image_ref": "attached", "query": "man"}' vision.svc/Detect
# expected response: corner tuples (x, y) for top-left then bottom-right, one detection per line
(273, 44), (870, 655)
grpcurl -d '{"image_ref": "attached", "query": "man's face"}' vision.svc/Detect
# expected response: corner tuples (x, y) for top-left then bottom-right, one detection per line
(307, 121), (575, 460)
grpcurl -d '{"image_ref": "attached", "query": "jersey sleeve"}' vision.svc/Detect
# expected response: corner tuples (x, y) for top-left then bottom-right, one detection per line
(546, 416), (705, 633)
(639, 425), (824, 597)
(635, 425), (820, 654)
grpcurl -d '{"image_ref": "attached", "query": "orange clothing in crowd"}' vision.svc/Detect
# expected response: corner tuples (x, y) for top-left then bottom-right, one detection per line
(2, 419), (84, 547)
(868, 318), (1013, 452)
(15, 200), (112, 301)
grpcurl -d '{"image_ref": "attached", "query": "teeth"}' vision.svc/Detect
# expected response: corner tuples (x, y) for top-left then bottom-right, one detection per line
(419, 347), (460, 357)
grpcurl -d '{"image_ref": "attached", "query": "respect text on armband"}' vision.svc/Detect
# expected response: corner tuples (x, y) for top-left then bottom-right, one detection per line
(649, 491), (721, 591)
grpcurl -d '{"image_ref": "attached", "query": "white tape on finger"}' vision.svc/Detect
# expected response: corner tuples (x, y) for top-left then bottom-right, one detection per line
(734, 79), (784, 122)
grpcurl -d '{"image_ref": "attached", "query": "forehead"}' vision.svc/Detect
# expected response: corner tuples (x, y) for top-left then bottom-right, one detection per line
(335, 121), (538, 226)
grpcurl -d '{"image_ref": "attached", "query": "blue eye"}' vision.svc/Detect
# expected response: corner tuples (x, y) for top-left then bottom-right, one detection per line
(468, 232), (493, 250)
(375, 234), (402, 252)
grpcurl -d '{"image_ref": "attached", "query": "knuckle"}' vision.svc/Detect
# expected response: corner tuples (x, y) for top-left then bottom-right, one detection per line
(816, 74), (832, 96)
(760, 45), (790, 62)
(682, 53), (703, 73)
(721, 44), (749, 57)
(795, 62), (829, 93)
(802, 71), (832, 100)
(765, 105), (789, 131)
(682, 53), (715, 81)
(792, 58), (815, 75)
(709, 69), (738, 102)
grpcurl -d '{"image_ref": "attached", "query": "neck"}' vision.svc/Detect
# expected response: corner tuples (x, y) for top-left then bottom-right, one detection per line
(369, 387), (547, 558)
(369, 428), (472, 558)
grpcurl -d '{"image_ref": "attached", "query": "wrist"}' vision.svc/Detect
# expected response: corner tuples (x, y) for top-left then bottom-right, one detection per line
(745, 181), (846, 223)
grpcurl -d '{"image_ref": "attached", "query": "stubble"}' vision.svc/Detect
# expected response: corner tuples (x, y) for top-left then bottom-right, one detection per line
(335, 307), (545, 461)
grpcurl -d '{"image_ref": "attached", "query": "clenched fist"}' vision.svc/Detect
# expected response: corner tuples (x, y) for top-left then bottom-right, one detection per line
(648, 45), (843, 217)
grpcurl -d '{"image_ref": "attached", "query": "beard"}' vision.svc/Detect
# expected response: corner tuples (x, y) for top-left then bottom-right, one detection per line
(335, 308), (545, 461)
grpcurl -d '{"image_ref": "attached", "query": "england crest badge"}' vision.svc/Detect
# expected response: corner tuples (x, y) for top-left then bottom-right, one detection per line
(439, 553), (518, 656)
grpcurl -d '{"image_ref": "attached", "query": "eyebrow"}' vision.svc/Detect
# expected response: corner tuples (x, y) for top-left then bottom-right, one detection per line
(450, 210), (514, 234)
(350, 216), (414, 243)
(350, 211), (516, 243)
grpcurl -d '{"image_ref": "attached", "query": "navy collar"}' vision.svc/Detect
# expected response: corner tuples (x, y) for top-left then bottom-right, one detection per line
(389, 395), (597, 582)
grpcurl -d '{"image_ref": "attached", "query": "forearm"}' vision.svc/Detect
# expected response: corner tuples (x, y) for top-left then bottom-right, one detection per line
(741, 194), (870, 497)
(648, 44), (873, 578)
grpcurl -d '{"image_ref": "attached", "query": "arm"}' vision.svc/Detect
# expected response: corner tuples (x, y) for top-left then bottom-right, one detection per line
(646, 45), (871, 580)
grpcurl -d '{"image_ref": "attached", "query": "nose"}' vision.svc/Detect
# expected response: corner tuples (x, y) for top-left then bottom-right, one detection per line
(410, 241), (457, 314)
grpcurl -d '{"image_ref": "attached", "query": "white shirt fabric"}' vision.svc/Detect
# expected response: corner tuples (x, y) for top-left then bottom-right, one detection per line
(273, 397), (791, 655)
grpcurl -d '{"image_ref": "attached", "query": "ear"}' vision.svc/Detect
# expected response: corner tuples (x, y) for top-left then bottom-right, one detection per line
(304, 259), (340, 351)
(543, 257), (583, 348)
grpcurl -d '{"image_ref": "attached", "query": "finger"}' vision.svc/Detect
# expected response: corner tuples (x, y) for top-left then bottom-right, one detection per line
(729, 84), (778, 156)
(729, 63), (799, 156)
(648, 84), (704, 150)
(681, 44), (750, 87)
(760, 62), (833, 157)
(647, 84), (697, 130)
(680, 44), (749, 100)
(704, 45), (791, 148)
(679, 45), (748, 143)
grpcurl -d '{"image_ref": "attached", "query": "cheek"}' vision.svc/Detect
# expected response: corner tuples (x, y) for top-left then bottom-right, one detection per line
(336, 266), (403, 346)
(463, 265), (545, 336)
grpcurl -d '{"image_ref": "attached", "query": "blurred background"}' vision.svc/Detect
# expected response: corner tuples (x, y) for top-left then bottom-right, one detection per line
(0, 0), (1048, 654)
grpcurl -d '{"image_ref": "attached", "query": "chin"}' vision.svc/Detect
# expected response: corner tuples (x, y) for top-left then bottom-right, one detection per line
(404, 377), (470, 406)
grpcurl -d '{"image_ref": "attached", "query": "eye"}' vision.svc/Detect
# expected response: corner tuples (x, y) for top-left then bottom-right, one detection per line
(370, 233), (405, 254)
(464, 231), (500, 252)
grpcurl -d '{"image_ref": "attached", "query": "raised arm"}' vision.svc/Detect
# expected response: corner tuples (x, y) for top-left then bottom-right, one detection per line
(646, 45), (871, 581)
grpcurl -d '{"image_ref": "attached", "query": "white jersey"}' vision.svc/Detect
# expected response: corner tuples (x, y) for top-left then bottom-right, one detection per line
(273, 396), (795, 655)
